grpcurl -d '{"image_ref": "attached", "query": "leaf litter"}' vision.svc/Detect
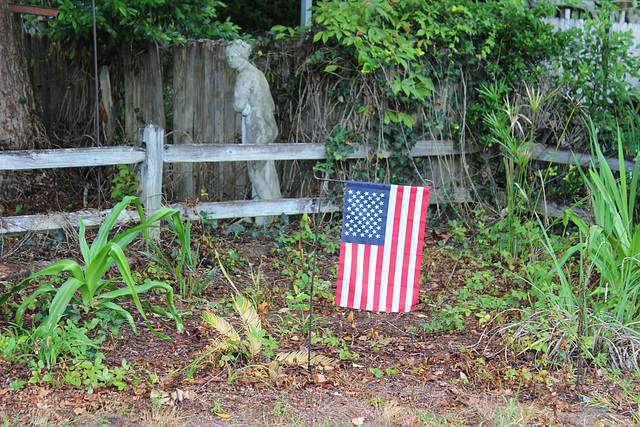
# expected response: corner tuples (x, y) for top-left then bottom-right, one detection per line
(0, 224), (637, 426)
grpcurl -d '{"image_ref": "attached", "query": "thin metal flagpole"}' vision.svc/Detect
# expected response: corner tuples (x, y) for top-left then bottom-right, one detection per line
(91, 0), (101, 210)
(306, 170), (348, 372)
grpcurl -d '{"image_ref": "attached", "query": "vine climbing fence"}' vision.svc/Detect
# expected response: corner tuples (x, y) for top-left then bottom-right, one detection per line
(4, 11), (640, 235)
(0, 124), (475, 235)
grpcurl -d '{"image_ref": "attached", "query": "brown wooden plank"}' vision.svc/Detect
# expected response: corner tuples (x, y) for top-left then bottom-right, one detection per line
(7, 3), (58, 17)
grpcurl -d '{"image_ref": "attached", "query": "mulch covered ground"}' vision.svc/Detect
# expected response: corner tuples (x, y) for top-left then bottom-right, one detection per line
(0, 212), (636, 426)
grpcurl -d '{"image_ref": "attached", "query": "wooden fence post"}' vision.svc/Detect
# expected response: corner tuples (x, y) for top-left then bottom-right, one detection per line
(138, 123), (164, 239)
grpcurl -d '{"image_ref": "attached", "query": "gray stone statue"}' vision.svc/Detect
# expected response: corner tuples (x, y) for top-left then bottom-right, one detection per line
(226, 40), (282, 226)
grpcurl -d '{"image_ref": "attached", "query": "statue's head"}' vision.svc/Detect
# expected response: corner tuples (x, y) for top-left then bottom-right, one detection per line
(226, 40), (252, 70)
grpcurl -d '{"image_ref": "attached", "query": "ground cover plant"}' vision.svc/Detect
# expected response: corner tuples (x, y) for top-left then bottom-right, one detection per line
(4, 1), (640, 425)
(1, 195), (640, 426)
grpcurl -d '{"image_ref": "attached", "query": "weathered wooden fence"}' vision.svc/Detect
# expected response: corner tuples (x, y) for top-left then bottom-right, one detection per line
(0, 124), (475, 235)
(1, 119), (635, 236)
(170, 39), (244, 202)
(9, 12), (640, 236)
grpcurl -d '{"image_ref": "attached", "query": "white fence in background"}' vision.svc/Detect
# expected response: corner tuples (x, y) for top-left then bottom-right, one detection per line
(0, 122), (634, 236)
(0, 124), (475, 235)
(544, 9), (640, 87)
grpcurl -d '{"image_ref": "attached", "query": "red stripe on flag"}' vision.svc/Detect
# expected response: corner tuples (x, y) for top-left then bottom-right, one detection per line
(346, 244), (358, 308)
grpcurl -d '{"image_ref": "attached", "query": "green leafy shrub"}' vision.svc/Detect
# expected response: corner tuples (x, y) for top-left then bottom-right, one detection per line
(0, 196), (184, 350)
(267, 0), (565, 185)
(110, 165), (138, 201)
(22, 0), (240, 45)
(558, 1), (640, 148)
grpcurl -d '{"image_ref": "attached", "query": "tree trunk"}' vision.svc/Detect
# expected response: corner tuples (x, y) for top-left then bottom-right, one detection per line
(0, 0), (37, 149)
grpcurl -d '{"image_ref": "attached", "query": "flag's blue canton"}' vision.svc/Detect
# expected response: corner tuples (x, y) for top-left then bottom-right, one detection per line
(342, 181), (390, 246)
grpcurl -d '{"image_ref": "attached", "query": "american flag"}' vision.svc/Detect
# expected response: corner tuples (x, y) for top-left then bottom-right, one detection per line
(336, 181), (430, 312)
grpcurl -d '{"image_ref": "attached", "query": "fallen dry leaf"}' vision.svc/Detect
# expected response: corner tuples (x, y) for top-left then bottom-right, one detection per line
(313, 373), (327, 384)
(257, 301), (269, 314)
(401, 416), (417, 427)
(150, 390), (172, 406)
(351, 417), (365, 425)
(276, 350), (334, 370)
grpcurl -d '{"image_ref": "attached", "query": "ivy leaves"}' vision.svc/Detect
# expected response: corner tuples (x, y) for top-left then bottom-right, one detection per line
(22, 0), (240, 45)
(311, 0), (431, 103)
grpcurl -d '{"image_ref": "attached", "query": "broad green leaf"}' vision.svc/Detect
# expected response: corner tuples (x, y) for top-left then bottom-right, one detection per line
(36, 277), (84, 338)
(79, 218), (90, 263)
(91, 196), (137, 259)
(13, 283), (56, 327)
(29, 259), (84, 282)
(100, 301), (137, 333)
(233, 294), (262, 357)
(99, 280), (183, 333)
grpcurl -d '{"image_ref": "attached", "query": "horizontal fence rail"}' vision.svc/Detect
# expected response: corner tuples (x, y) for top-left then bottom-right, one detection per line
(531, 144), (636, 172)
(0, 124), (476, 235)
(0, 146), (147, 171)
(1, 141), (471, 171)
(1, 123), (633, 236)
(0, 198), (339, 235)
(162, 139), (471, 163)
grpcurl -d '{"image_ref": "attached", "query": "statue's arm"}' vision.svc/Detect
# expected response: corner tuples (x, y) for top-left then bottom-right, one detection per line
(233, 76), (252, 115)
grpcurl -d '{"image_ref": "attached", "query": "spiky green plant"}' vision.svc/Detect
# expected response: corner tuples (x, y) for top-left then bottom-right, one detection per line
(0, 196), (184, 348)
(567, 119), (640, 324)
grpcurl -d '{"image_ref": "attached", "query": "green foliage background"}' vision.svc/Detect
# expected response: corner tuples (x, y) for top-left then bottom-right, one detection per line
(22, 0), (240, 45)
(217, 0), (300, 34)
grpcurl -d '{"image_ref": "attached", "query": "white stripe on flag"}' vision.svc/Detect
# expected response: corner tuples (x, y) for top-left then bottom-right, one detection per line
(366, 244), (378, 311)
(353, 243), (365, 308)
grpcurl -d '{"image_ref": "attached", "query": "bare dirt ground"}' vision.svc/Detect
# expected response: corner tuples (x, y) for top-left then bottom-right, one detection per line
(0, 211), (637, 426)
